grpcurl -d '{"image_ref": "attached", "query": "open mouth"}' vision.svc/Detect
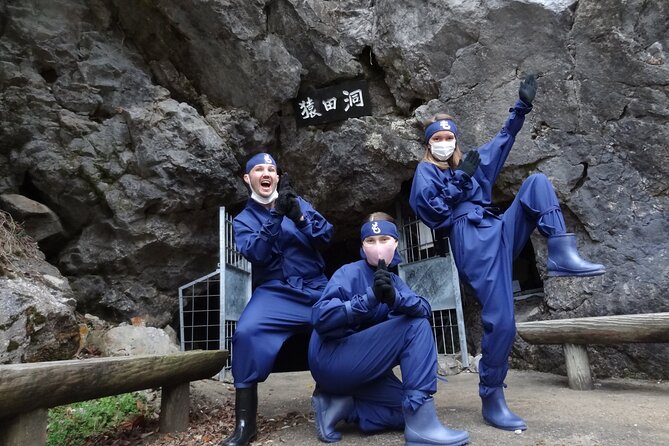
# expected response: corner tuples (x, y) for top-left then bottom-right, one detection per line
(260, 178), (272, 188)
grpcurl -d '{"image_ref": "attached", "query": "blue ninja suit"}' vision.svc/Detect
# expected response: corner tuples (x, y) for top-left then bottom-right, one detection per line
(233, 196), (333, 387)
(222, 152), (333, 446)
(410, 95), (604, 431)
(308, 219), (470, 446)
(410, 99), (556, 394)
(310, 259), (435, 430)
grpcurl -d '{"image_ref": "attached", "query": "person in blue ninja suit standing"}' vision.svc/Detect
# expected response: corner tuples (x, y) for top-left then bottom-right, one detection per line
(308, 212), (470, 446)
(221, 152), (334, 446)
(409, 74), (605, 432)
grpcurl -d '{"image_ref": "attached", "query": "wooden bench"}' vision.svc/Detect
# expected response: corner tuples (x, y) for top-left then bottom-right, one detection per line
(516, 312), (669, 390)
(0, 350), (228, 446)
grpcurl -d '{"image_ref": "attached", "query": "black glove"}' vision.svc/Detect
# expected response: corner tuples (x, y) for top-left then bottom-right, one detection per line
(373, 259), (396, 306)
(519, 73), (537, 106)
(285, 194), (303, 224)
(275, 172), (302, 222)
(273, 190), (292, 216)
(456, 150), (480, 177)
(278, 172), (296, 195)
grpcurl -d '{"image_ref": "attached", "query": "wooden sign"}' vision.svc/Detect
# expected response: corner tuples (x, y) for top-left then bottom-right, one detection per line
(293, 79), (372, 127)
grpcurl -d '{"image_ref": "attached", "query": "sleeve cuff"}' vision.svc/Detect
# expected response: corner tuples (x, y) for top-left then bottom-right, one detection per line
(509, 98), (533, 114)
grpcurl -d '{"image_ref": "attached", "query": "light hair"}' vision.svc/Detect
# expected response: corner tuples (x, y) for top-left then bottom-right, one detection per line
(363, 212), (395, 224)
(422, 113), (462, 170)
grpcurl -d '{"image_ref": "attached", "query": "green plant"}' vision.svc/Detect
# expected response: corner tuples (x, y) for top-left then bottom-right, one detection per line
(47, 393), (148, 446)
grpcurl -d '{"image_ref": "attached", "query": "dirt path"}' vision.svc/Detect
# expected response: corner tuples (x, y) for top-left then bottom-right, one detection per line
(87, 369), (669, 446)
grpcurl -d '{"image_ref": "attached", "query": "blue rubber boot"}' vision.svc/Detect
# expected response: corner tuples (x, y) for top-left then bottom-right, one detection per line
(547, 233), (605, 277)
(404, 397), (470, 446)
(312, 389), (354, 443)
(481, 387), (527, 431)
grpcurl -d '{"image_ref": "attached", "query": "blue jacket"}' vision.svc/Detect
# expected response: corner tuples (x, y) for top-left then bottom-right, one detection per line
(233, 196), (333, 289)
(312, 260), (432, 340)
(409, 99), (533, 231)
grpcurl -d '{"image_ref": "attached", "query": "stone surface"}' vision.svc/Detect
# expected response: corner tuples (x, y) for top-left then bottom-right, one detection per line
(0, 0), (667, 378)
(99, 325), (180, 356)
(0, 193), (64, 242)
(0, 272), (79, 364)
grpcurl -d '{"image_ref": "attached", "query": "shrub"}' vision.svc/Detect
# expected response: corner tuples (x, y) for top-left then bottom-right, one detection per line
(47, 393), (148, 446)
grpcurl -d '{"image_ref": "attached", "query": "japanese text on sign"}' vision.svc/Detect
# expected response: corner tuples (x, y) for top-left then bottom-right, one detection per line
(293, 80), (372, 127)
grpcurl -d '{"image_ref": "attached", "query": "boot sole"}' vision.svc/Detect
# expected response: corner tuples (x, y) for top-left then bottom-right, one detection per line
(547, 269), (605, 277)
(482, 417), (527, 432)
(406, 438), (470, 446)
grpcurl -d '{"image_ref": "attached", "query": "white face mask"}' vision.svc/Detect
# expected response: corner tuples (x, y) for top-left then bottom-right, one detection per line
(362, 237), (398, 267)
(251, 190), (278, 205)
(430, 140), (456, 161)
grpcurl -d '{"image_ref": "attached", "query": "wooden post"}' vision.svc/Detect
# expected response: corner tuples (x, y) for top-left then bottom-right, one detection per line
(159, 382), (190, 433)
(0, 409), (48, 446)
(563, 343), (593, 390)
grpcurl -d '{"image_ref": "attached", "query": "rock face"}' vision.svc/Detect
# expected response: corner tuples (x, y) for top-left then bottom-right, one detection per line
(1, 0), (667, 377)
(0, 212), (79, 364)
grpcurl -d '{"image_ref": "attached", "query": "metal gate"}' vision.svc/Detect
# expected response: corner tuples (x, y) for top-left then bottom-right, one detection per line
(397, 213), (469, 367)
(178, 207), (252, 380)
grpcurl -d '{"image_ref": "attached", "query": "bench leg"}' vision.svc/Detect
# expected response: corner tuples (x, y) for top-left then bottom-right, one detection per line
(0, 408), (48, 446)
(159, 382), (190, 433)
(563, 343), (593, 390)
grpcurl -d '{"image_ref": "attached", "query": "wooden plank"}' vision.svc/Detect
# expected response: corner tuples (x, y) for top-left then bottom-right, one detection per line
(0, 409), (48, 446)
(516, 312), (669, 345)
(0, 350), (227, 419)
(159, 382), (190, 433)
(563, 343), (593, 390)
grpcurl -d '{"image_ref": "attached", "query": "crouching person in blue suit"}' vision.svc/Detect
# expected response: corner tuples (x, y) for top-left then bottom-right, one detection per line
(222, 152), (333, 446)
(308, 212), (469, 446)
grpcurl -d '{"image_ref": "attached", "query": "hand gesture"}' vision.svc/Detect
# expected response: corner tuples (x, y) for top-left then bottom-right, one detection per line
(279, 173), (295, 195)
(285, 195), (303, 224)
(275, 172), (302, 223)
(456, 150), (480, 177)
(519, 73), (537, 106)
(274, 191), (292, 216)
(373, 259), (396, 306)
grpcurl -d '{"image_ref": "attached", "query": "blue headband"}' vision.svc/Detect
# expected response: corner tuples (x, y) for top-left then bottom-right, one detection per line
(424, 119), (458, 144)
(359, 220), (403, 267)
(245, 153), (277, 173)
(361, 220), (399, 241)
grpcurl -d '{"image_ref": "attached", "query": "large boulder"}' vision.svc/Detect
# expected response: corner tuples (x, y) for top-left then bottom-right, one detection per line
(0, 212), (79, 364)
(0, 194), (64, 242)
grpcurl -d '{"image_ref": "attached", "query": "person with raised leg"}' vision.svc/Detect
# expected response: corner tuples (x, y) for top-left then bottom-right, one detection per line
(409, 74), (604, 432)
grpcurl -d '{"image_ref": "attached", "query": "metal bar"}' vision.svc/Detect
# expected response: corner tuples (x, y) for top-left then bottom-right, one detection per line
(178, 270), (220, 291)
(219, 207), (227, 380)
(178, 288), (185, 351)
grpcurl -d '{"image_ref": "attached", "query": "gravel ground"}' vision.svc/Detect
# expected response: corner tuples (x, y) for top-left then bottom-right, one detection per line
(83, 369), (669, 446)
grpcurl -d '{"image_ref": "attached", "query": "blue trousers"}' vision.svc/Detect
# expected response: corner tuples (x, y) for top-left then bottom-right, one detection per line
(451, 174), (566, 396)
(309, 316), (437, 432)
(232, 280), (322, 388)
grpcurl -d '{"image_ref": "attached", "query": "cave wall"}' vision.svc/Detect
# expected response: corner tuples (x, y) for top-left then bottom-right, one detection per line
(1, 0), (667, 376)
